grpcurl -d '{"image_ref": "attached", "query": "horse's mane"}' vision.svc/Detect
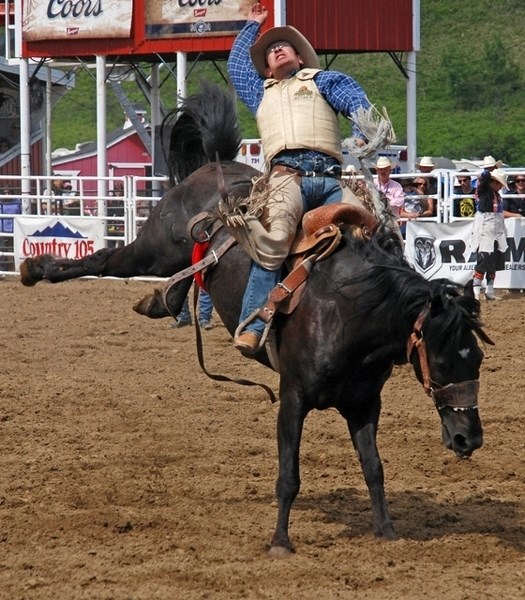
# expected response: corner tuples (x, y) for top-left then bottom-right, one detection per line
(332, 229), (490, 354)
(161, 82), (242, 185)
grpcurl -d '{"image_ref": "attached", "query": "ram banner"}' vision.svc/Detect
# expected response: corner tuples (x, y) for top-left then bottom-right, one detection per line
(405, 219), (525, 289)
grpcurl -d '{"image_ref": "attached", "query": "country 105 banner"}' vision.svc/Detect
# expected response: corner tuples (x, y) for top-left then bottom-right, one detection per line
(22, 0), (133, 41)
(145, 0), (254, 38)
(14, 217), (106, 270)
(405, 219), (525, 289)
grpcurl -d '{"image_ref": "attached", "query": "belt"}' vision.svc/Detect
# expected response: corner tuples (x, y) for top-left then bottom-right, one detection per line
(271, 164), (341, 178)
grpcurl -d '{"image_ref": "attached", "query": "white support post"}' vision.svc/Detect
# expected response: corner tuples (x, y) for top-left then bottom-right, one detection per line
(274, 0), (286, 26)
(176, 51), (187, 106)
(18, 58), (31, 213)
(96, 55), (107, 215)
(407, 0), (421, 172)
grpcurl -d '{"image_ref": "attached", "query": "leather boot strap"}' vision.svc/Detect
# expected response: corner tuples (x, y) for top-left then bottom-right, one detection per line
(257, 258), (315, 324)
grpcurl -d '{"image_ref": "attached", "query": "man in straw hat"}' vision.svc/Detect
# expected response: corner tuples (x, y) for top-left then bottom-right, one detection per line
(470, 168), (508, 300)
(373, 157), (404, 219)
(227, 2), (374, 354)
(482, 155), (502, 172)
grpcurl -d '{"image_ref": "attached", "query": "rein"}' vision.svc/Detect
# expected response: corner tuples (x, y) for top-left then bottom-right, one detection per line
(406, 308), (479, 411)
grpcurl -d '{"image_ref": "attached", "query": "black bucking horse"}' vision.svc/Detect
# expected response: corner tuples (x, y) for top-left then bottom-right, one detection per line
(20, 83), (493, 556)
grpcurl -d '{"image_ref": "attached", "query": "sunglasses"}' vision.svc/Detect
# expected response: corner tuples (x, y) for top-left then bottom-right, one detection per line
(415, 181), (427, 187)
(515, 178), (525, 183)
(265, 42), (293, 57)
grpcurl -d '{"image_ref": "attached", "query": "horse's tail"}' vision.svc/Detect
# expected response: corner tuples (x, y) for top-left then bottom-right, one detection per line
(161, 81), (242, 185)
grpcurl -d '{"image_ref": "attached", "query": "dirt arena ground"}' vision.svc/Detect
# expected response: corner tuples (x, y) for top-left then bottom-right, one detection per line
(1, 277), (523, 599)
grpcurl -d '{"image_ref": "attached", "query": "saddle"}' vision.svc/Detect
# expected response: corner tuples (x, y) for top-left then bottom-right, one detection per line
(162, 203), (378, 326)
(258, 203), (378, 319)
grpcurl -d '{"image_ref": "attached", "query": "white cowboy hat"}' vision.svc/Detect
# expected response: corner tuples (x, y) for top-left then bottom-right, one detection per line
(483, 155), (502, 168)
(490, 169), (507, 187)
(416, 156), (436, 169)
(250, 26), (320, 77)
(374, 156), (395, 169)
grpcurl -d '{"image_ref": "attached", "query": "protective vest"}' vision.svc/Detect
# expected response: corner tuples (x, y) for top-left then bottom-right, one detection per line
(256, 69), (343, 164)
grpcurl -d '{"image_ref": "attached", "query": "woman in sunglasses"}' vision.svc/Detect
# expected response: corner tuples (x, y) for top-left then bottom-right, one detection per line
(503, 175), (525, 217)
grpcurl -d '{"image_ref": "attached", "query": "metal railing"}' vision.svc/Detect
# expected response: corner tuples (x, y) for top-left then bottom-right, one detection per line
(1, 170), (524, 275)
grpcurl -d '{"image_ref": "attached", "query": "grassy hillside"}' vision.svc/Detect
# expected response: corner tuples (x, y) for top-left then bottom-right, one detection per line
(51, 0), (525, 165)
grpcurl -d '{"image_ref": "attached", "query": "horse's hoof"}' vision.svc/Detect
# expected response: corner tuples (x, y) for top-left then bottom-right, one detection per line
(375, 526), (398, 541)
(133, 294), (155, 316)
(133, 291), (171, 319)
(19, 259), (39, 286)
(268, 544), (295, 558)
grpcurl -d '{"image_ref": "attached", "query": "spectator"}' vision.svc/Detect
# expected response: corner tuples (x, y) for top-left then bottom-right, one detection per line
(503, 173), (525, 217)
(400, 177), (435, 218)
(172, 289), (214, 330)
(226, 2), (373, 355)
(453, 170), (476, 218)
(416, 156), (438, 195)
(373, 156), (404, 218)
(470, 169), (508, 301)
(62, 181), (80, 216)
(399, 176), (435, 238)
(482, 155), (501, 172)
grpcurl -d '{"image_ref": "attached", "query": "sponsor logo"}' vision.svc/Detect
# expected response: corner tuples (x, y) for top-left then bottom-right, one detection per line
(21, 221), (94, 259)
(47, 0), (103, 19)
(294, 86), (313, 100)
(191, 20), (211, 34)
(414, 235), (436, 272)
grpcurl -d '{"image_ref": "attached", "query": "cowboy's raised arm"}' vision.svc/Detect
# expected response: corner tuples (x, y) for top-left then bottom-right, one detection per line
(227, 6), (268, 113)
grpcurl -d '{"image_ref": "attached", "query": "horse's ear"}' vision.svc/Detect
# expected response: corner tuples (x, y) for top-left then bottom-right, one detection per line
(429, 293), (444, 317)
(464, 279), (475, 298)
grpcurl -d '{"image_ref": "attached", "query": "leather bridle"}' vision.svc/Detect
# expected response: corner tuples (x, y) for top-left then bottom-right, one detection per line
(406, 308), (479, 411)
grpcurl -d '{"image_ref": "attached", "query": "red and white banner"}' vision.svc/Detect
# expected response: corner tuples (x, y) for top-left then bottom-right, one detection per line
(14, 216), (105, 270)
(145, 0), (253, 38)
(405, 219), (525, 289)
(22, 0), (132, 41)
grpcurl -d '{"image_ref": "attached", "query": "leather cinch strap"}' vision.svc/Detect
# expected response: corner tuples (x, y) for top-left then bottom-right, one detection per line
(161, 235), (237, 318)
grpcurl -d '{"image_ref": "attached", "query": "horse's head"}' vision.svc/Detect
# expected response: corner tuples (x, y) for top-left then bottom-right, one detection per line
(408, 282), (494, 458)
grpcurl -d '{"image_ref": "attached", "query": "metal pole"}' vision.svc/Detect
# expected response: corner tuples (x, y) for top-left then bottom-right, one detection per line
(176, 51), (187, 105)
(18, 58), (31, 213)
(407, 0), (421, 172)
(96, 55), (107, 214)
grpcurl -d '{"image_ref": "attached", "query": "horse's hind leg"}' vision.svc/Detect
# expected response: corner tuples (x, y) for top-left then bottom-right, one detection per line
(269, 394), (307, 557)
(342, 401), (397, 540)
(20, 248), (120, 286)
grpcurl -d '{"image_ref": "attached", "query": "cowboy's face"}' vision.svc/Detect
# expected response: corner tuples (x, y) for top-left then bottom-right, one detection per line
(376, 166), (391, 182)
(264, 41), (303, 79)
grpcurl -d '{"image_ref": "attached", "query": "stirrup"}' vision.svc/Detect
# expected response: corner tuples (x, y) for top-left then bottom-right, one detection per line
(234, 309), (273, 353)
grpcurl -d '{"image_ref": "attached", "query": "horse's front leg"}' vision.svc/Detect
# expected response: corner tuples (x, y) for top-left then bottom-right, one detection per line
(342, 399), (397, 540)
(269, 392), (307, 557)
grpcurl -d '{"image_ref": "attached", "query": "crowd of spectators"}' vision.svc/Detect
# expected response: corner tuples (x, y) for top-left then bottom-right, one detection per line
(363, 154), (525, 238)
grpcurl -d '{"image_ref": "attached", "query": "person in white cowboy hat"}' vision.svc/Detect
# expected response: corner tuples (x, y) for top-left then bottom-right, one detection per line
(482, 155), (502, 171)
(416, 156), (436, 171)
(226, 2), (376, 354)
(373, 157), (404, 219)
(470, 168), (508, 300)
(416, 156), (438, 195)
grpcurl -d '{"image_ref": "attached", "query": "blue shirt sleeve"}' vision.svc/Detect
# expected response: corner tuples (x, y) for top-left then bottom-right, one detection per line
(227, 21), (265, 115)
(314, 71), (371, 138)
